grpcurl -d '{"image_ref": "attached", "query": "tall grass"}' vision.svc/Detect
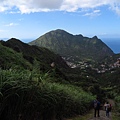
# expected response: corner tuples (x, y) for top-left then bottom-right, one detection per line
(114, 96), (120, 113)
(0, 68), (94, 120)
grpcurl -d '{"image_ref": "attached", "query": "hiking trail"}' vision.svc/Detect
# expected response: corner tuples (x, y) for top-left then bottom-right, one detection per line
(65, 99), (115, 120)
(89, 99), (115, 120)
(65, 109), (112, 120)
(88, 110), (112, 120)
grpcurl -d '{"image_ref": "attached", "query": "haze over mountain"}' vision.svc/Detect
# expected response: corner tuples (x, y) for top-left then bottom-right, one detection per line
(29, 29), (114, 63)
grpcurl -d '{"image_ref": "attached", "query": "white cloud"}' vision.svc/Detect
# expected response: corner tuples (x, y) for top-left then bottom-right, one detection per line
(5, 23), (19, 27)
(83, 9), (101, 17)
(0, 0), (120, 15)
(9, 11), (20, 14)
(109, 1), (120, 15)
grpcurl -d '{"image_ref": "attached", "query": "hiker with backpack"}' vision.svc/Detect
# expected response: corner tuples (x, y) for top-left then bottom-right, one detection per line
(106, 102), (111, 117)
(93, 97), (101, 117)
(104, 102), (107, 111)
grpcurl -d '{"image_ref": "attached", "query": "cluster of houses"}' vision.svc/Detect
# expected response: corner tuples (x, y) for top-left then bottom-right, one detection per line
(112, 58), (120, 68)
(97, 58), (120, 73)
(64, 56), (120, 73)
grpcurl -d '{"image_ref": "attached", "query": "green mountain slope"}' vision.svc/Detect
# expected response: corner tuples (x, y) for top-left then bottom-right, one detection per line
(1, 38), (68, 69)
(29, 29), (114, 63)
(0, 38), (70, 81)
(0, 42), (31, 69)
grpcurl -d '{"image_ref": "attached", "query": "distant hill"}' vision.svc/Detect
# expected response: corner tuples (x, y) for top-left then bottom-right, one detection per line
(29, 29), (114, 64)
(0, 38), (69, 72)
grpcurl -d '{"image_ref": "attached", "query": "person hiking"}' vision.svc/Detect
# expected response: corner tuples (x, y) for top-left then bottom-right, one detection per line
(104, 102), (107, 111)
(106, 102), (110, 117)
(93, 97), (100, 117)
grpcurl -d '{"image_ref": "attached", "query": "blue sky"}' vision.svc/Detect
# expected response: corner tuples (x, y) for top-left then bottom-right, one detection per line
(0, 0), (120, 42)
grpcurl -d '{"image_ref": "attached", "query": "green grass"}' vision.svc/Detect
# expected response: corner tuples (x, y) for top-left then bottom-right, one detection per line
(0, 68), (95, 120)
(112, 113), (120, 120)
(0, 43), (31, 69)
(71, 110), (93, 120)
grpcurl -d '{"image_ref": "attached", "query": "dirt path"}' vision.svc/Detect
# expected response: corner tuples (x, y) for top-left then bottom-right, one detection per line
(89, 99), (115, 120)
(65, 99), (115, 120)
(65, 109), (112, 120)
(89, 110), (112, 120)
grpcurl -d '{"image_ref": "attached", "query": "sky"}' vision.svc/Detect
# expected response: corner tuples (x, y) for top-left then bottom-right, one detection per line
(0, 0), (120, 48)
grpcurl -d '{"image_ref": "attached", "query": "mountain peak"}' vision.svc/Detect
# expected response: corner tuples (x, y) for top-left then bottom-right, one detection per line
(92, 36), (98, 39)
(8, 38), (23, 44)
(53, 29), (67, 32)
(29, 29), (114, 62)
(46, 29), (73, 37)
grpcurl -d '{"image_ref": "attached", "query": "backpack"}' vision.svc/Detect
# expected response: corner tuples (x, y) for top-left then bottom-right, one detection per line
(94, 100), (98, 108)
(106, 104), (111, 111)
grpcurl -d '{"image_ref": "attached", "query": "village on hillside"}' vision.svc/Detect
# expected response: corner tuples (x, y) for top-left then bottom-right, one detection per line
(63, 57), (120, 73)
